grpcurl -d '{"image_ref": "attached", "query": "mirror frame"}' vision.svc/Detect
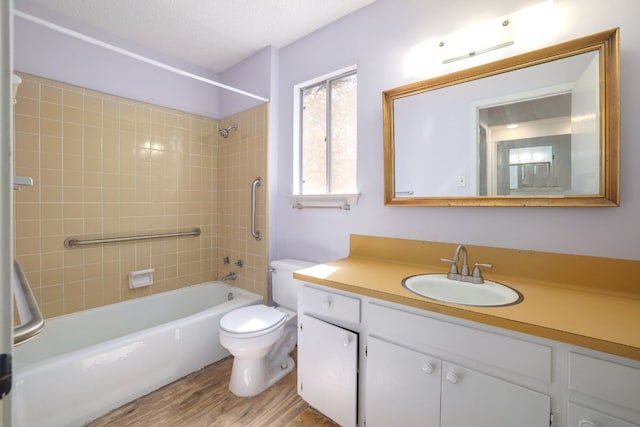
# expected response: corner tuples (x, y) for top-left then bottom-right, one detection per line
(383, 28), (620, 207)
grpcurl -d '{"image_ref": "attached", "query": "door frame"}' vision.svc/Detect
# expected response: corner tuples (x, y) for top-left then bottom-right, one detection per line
(1, 1), (15, 425)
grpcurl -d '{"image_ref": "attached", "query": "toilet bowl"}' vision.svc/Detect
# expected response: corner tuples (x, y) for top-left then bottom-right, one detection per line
(219, 304), (296, 397)
(218, 259), (314, 397)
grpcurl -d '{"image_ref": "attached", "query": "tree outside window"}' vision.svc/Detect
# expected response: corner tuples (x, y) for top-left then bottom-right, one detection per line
(299, 71), (357, 195)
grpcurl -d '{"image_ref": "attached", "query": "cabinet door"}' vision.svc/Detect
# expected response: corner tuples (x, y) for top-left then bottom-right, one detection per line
(441, 362), (550, 427)
(299, 314), (358, 427)
(365, 336), (440, 427)
(568, 403), (640, 427)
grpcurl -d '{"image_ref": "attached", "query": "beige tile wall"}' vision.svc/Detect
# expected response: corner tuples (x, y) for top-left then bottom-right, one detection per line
(13, 73), (269, 318)
(216, 106), (269, 299)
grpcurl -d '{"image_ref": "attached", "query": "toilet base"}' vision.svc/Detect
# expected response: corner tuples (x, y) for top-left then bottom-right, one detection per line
(229, 355), (295, 397)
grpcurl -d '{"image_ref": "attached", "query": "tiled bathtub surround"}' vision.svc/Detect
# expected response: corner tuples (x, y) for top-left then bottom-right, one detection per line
(216, 109), (269, 298)
(13, 73), (269, 318)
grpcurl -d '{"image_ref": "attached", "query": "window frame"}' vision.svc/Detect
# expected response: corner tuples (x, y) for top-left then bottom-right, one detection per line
(293, 65), (358, 197)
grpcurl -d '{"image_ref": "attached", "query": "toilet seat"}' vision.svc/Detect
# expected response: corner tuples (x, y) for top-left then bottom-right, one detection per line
(220, 305), (287, 338)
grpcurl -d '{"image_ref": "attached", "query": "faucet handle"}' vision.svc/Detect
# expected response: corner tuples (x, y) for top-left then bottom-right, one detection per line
(472, 263), (493, 280)
(440, 258), (458, 274)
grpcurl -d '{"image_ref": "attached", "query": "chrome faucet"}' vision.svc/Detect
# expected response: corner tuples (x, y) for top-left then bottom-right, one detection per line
(440, 244), (492, 284)
(222, 272), (237, 281)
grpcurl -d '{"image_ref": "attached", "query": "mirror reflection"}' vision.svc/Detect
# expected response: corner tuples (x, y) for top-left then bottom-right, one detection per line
(384, 29), (619, 207)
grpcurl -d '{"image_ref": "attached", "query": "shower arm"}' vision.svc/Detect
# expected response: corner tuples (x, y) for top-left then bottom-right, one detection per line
(219, 123), (238, 138)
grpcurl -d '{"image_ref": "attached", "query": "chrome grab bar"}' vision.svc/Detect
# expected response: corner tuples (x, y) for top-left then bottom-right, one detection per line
(13, 260), (44, 345)
(251, 177), (262, 241)
(64, 227), (201, 248)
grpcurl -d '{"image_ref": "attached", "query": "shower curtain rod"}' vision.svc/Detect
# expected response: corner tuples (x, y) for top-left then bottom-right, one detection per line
(14, 10), (270, 103)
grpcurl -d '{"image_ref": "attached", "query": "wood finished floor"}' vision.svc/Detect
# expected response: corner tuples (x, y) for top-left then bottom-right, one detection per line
(86, 354), (338, 427)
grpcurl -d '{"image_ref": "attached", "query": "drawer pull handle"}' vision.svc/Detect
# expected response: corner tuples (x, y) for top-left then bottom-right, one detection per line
(579, 421), (597, 427)
(422, 362), (434, 374)
(446, 372), (458, 384)
(343, 336), (351, 347)
(322, 298), (332, 309)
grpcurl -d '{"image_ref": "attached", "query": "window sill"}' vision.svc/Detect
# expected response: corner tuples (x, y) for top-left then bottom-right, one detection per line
(289, 194), (361, 210)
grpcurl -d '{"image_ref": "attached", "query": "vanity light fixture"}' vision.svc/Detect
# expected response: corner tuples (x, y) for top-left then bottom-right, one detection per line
(440, 19), (514, 64)
(405, 1), (555, 76)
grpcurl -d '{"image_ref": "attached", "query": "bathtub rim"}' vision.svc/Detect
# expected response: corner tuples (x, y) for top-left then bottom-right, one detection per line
(13, 281), (263, 368)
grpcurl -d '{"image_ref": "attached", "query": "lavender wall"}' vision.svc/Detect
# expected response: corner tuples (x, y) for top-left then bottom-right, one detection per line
(272, 0), (640, 263)
(13, 1), (221, 118)
(219, 46), (275, 118)
(12, 0), (640, 263)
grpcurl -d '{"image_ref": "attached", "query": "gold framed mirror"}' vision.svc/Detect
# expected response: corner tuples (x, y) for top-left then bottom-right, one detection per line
(383, 28), (619, 207)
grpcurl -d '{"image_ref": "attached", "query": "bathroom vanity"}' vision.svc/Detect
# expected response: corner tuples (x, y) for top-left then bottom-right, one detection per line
(295, 235), (640, 427)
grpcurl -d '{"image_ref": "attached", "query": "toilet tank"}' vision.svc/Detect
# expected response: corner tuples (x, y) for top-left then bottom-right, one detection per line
(270, 259), (315, 310)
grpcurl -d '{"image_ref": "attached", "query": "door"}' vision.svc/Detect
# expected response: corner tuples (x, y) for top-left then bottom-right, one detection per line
(571, 54), (600, 194)
(0, 2), (14, 426)
(441, 362), (550, 427)
(365, 336), (440, 427)
(299, 314), (358, 427)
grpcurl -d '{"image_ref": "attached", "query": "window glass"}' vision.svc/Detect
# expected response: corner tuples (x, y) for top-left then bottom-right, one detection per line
(299, 70), (357, 195)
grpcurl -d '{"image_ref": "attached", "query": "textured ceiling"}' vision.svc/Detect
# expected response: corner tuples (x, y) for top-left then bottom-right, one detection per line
(20, 0), (376, 73)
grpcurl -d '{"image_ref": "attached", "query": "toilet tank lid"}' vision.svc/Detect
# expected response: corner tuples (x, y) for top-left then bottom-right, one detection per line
(270, 259), (316, 272)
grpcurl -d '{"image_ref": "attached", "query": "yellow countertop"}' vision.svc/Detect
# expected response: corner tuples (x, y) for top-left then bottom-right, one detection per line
(294, 255), (640, 361)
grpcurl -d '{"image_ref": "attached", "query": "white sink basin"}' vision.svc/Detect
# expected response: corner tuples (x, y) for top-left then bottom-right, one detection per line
(402, 274), (522, 307)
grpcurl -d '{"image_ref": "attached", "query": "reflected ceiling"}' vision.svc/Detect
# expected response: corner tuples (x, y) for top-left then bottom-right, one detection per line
(479, 93), (572, 127)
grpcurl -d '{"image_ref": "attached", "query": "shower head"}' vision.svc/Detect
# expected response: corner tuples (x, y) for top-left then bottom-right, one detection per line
(218, 123), (238, 138)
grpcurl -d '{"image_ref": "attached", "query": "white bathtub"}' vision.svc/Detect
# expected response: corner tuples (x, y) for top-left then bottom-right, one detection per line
(12, 282), (263, 427)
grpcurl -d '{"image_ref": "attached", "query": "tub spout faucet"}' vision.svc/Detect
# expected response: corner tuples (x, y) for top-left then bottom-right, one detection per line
(222, 272), (237, 281)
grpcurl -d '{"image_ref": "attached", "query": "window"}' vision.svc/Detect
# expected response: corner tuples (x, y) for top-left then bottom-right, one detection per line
(295, 68), (357, 196)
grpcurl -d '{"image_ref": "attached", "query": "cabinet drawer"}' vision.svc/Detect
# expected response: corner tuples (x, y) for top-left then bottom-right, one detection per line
(368, 302), (551, 382)
(569, 352), (640, 411)
(568, 403), (639, 427)
(301, 285), (361, 324)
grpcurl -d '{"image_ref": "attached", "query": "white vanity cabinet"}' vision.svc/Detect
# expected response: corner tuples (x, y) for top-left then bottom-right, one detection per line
(297, 282), (640, 427)
(567, 353), (640, 427)
(568, 404), (639, 427)
(297, 285), (361, 427)
(365, 319), (550, 427)
(365, 336), (441, 426)
(440, 361), (550, 427)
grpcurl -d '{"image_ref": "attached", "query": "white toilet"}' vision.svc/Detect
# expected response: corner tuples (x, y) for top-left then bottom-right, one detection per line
(219, 258), (314, 397)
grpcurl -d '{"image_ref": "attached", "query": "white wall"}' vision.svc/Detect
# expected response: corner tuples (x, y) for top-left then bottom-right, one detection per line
(272, 0), (640, 263)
